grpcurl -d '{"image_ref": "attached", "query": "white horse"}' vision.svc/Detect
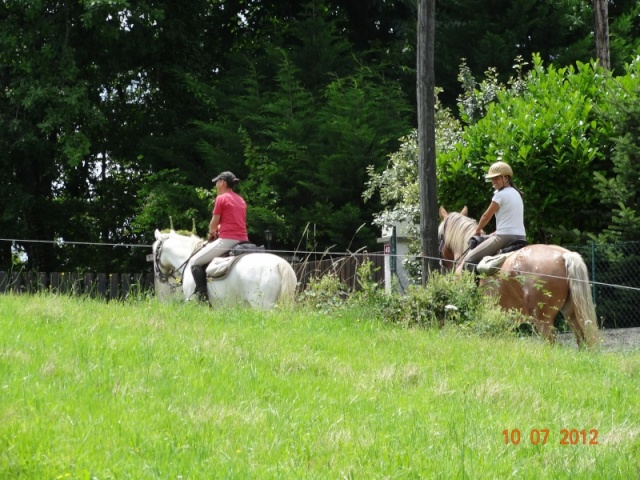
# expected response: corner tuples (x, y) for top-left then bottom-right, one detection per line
(152, 229), (297, 308)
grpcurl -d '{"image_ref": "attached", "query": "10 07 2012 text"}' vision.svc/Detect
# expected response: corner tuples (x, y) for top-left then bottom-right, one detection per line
(502, 428), (599, 445)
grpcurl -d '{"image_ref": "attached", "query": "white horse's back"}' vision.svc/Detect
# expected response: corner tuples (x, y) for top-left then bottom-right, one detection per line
(207, 253), (296, 308)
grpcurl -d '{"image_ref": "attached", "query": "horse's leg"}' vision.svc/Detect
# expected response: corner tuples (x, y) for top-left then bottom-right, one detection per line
(536, 316), (557, 344)
(518, 279), (561, 344)
(182, 265), (197, 300)
(528, 305), (558, 344)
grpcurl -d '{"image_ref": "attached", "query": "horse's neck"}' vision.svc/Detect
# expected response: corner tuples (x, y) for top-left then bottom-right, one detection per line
(165, 237), (199, 268)
(450, 217), (476, 258)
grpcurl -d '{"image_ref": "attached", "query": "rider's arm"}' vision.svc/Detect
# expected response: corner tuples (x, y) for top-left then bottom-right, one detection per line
(475, 201), (500, 235)
(208, 214), (221, 241)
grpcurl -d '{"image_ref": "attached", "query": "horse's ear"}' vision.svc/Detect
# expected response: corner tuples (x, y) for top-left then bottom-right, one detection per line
(155, 229), (162, 240)
(460, 206), (468, 216)
(439, 206), (448, 220)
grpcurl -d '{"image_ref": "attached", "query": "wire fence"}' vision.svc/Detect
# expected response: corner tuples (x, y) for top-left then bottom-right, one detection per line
(1, 240), (639, 328)
(570, 241), (640, 329)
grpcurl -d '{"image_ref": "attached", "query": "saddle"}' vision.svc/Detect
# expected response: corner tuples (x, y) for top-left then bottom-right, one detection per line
(229, 241), (265, 256)
(476, 240), (529, 276)
(499, 239), (529, 254)
(205, 242), (265, 280)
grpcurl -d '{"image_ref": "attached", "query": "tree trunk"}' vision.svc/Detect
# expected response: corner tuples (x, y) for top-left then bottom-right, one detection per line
(416, 0), (439, 285)
(593, 0), (610, 70)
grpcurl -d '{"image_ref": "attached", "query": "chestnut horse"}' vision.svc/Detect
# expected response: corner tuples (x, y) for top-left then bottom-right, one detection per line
(438, 207), (600, 348)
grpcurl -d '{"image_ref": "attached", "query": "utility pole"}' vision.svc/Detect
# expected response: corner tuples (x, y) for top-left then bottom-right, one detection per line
(416, 0), (439, 285)
(593, 0), (610, 70)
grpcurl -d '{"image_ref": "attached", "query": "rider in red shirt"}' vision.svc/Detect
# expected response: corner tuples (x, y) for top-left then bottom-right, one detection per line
(187, 171), (248, 301)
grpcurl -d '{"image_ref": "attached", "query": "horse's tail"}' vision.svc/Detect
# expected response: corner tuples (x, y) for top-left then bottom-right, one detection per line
(563, 252), (601, 348)
(277, 261), (298, 304)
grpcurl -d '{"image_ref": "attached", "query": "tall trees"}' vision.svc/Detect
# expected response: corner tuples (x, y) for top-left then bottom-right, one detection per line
(0, 0), (224, 271)
(435, 0), (582, 104)
(188, 4), (413, 251)
(593, 0), (611, 69)
(2, 0), (640, 273)
(0, 1), (104, 270)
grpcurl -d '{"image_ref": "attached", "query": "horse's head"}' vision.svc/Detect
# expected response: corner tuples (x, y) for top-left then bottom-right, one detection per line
(438, 206), (476, 271)
(153, 229), (203, 281)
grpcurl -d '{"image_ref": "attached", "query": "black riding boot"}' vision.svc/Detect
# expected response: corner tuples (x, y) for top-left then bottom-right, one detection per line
(191, 264), (208, 302)
(464, 262), (480, 286)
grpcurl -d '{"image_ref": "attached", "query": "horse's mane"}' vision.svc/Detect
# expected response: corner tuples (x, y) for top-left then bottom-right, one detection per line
(164, 230), (207, 251)
(440, 213), (477, 254)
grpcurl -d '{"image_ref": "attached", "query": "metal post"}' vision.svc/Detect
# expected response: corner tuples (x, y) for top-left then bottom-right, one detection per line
(264, 229), (273, 252)
(391, 226), (397, 277)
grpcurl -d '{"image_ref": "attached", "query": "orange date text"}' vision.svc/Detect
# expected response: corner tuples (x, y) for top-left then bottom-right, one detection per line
(502, 428), (598, 445)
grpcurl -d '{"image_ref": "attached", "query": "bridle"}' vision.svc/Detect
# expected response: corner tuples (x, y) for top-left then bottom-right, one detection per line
(153, 236), (204, 285)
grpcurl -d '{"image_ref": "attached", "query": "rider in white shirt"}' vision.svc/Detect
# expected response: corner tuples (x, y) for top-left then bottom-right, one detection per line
(464, 161), (526, 273)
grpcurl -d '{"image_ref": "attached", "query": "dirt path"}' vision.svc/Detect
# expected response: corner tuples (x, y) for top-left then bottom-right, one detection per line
(557, 327), (640, 351)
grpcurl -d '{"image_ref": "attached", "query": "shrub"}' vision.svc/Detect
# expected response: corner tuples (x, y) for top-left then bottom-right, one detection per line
(298, 273), (349, 313)
(374, 271), (521, 337)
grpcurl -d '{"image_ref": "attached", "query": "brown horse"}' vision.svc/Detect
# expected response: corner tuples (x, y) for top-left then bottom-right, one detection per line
(438, 206), (600, 348)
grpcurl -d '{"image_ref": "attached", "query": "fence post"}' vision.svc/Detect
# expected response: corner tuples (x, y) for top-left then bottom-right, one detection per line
(97, 273), (107, 298)
(110, 273), (119, 300)
(590, 240), (597, 307)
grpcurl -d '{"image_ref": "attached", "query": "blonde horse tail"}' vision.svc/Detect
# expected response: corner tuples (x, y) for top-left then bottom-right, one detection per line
(277, 260), (298, 305)
(563, 252), (601, 348)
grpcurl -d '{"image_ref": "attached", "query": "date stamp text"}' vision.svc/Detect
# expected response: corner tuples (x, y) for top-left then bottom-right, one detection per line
(502, 428), (599, 445)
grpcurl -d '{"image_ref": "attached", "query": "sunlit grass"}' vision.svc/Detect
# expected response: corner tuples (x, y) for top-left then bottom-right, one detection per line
(0, 294), (638, 478)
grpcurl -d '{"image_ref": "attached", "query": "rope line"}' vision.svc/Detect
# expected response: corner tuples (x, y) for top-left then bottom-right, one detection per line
(433, 254), (640, 292)
(0, 238), (150, 249)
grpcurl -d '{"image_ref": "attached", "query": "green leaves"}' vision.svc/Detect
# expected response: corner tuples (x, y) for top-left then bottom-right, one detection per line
(373, 54), (640, 270)
(439, 55), (617, 243)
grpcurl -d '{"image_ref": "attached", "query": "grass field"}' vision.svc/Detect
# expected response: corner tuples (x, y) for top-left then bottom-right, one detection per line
(0, 294), (639, 479)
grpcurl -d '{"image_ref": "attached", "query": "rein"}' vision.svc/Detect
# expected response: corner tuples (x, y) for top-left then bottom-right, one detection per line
(154, 236), (206, 285)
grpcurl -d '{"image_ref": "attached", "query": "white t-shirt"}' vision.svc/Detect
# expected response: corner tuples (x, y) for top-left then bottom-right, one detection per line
(492, 187), (525, 236)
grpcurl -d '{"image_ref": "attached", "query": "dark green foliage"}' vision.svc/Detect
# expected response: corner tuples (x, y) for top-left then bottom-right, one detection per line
(435, 0), (594, 106)
(205, 11), (413, 249)
(2, 0), (640, 274)
(593, 76), (640, 242)
(608, 1), (640, 71)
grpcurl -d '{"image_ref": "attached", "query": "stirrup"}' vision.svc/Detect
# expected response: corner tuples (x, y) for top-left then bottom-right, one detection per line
(197, 291), (208, 302)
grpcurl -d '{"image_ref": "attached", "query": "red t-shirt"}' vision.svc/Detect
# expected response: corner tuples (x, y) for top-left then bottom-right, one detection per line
(212, 191), (249, 241)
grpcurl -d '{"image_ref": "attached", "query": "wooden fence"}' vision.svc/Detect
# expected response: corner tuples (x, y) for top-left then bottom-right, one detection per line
(0, 270), (155, 300)
(292, 252), (385, 291)
(0, 252), (385, 300)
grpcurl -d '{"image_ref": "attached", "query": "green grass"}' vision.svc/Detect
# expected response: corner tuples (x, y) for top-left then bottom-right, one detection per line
(0, 294), (639, 479)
